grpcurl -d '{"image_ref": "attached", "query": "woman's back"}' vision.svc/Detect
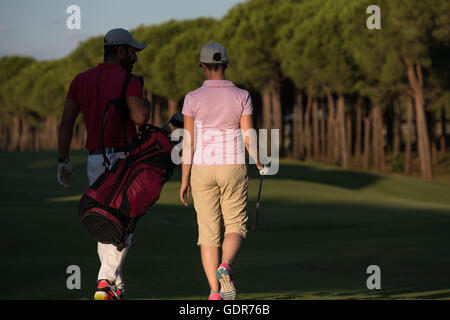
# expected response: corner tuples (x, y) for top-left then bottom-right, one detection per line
(183, 79), (253, 166)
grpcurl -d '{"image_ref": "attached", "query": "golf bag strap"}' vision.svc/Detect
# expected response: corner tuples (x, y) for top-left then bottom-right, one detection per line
(99, 72), (137, 169)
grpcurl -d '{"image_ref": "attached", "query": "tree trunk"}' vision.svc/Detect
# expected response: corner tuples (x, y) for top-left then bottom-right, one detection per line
(363, 113), (371, 170)
(337, 93), (348, 168)
(48, 116), (58, 150)
(167, 98), (178, 123)
(271, 82), (283, 156)
(393, 102), (401, 157)
(71, 122), (80, 149)
(403, 56), (432, 180)
(312, 98), (319, 159)
(346, 103), (352, 166)
(262, 91), (272, 131)
(298, 94), (305, 160)
(19, 117), (29, 151)
(333, 102), (340, 164)
(326, 92), (335, 165)
(320, 97), (326, 162)
(304, 95), (312, 159)
(292, 99), (299, 159)
(292, 90), (304, 160)
(371, 107), (379, 171)
(441, 108), (447, 155)
(153, 99), (162, 127)
(372, 105), (385, 172)
(378, 106), (386, 172)
(10, 116), (19, 151)
(405, 97), (413, 175)
(0, 124), (7, 150)
(261, 90), (272, 155)
(430, 111), (437, 164)
(355, 97), (362, 166)
(73, 121), (87, 150)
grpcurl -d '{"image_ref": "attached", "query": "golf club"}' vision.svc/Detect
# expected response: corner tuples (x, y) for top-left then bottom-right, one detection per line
(169, 112), (184, 128)
(252, 175), (263, 231)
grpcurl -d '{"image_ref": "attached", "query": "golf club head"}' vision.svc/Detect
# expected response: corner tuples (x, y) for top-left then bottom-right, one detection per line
(159, 123), (172, 134)
(169, 113), (184, 128)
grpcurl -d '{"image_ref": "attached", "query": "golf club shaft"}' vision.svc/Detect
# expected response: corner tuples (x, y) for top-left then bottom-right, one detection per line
(252, 175), (263, 231)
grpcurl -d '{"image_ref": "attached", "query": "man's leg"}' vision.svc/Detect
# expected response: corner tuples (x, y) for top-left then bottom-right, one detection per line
(97, 233), (132, 289)
(87, 152), (131, 292)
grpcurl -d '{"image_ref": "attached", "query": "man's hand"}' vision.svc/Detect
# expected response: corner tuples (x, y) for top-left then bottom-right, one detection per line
(180, 181), (191, 207)
(57, 161), (74, 187)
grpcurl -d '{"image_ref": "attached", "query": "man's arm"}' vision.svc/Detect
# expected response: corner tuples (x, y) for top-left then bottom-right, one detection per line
(58, 98), (80, 160)
(126, 96), (150, 126)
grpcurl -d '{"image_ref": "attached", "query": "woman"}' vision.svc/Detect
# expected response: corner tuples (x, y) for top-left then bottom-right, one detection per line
(180, 42), (264, 300)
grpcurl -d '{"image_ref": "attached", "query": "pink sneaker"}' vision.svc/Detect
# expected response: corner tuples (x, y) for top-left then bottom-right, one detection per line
(208, 292), (223, 300)
(217, 263), (236, 300)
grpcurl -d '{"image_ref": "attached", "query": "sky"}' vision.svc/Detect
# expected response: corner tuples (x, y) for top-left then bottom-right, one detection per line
(0, 0), (243, 61)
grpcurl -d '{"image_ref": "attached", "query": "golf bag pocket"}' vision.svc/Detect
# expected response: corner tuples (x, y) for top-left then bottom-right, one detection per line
(118, 165), (164, 218)
(80, 205), (130, 251)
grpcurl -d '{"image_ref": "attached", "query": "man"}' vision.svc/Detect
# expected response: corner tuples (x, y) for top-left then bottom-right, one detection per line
(180, 42), (268, 300)
(57, 28), (149, 300)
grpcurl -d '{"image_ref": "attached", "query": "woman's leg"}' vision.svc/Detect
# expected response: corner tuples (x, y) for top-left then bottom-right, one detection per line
(200, 245), (220, 292)
(190, 166), (222, 294)
(221, 232), (243, 265)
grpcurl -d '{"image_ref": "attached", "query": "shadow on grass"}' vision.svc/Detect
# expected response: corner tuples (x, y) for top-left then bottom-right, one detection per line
(247, 161), (382, 190)
(1, 150), (381, 191)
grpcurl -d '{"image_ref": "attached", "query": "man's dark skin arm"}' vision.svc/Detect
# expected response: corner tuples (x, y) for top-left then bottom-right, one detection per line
(115, 46), (150, 126)
(127, 95), (150, 126)
(58, 95), (149, 161)
(58, 98), (81, 160)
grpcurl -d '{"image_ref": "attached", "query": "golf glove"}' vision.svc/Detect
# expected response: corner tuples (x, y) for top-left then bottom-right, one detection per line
(57, 160), (74, 187)
(259, 164), (270, 176)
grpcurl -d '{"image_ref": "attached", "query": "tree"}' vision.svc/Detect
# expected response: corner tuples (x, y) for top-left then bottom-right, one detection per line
(0, 56), (36, 124)
(134, 19), (216, 124)
(278, 0), (358, 168)
(218, 0), (293, 154)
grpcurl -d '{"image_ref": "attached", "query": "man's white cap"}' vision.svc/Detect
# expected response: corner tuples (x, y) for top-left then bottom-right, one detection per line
(200, 42), (228, 64)
(104, 28), (146, 51)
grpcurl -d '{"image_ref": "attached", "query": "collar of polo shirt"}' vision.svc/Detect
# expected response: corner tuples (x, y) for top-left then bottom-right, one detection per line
(202, 80), (235, 87)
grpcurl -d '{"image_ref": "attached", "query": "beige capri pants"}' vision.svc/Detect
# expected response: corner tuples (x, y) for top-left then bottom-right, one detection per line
(190, 164), (249, 247)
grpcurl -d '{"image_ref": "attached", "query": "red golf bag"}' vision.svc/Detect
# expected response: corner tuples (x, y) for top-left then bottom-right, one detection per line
(78, 72), (177, 250)
(79, 125), (175, 250)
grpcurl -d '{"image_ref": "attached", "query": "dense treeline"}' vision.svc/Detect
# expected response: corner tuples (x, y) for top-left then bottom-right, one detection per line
(0, 0), (449, 180)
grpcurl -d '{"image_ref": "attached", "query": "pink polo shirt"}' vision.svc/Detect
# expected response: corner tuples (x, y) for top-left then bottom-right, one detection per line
(182, 80), (253, 166)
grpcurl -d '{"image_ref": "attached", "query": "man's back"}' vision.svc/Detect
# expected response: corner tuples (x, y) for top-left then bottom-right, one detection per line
(67, 63), (143, 151)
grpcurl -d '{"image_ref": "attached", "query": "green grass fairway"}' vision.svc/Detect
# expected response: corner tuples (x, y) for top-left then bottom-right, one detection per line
(2, 151), (450, 300)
